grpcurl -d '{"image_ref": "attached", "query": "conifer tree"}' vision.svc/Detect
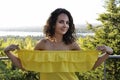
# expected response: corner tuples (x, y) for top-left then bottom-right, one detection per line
(86, 0), (120, 79)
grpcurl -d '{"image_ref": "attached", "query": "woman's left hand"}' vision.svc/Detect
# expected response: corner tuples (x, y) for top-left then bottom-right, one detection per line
(97, 45), (113, 55)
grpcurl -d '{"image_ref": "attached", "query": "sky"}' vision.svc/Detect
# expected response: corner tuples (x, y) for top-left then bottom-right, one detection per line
(0, 0), (105, 29)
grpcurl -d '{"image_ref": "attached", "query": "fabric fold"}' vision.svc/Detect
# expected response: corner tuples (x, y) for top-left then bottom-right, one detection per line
(16, 50), (99, 72)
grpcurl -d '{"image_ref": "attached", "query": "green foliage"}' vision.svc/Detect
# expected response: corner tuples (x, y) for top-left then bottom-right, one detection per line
(76, 66), (104, 80)
(0, 60), (40, 80)
(0, 36), (39, 80)
(80, 0), (120, 79)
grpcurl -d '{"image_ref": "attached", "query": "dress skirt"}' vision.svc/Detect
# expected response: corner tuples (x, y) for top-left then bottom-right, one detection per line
(16, 50), (99, 80)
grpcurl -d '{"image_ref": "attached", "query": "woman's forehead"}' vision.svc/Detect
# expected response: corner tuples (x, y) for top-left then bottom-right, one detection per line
(57, 13), (69, 21)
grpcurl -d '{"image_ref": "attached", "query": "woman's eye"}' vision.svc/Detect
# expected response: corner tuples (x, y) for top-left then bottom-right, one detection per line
(66, 21), (69, 25)
(59, 20), (64, 23)
(58, 20), (69, 25)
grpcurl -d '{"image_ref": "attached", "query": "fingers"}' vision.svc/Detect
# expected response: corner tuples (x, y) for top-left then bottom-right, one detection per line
(96, 45), (113, 54)
(16, 44), (20, 50)
(10, 44), (20, 51)
(96, 45), (106, 52)
(4, 44), (20, 53)
(105, 46), (113, 54)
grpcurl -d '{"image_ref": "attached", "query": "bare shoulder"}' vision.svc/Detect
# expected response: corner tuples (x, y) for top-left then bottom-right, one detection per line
(34, 38), (48, 50)
(69, 42), (80, 50)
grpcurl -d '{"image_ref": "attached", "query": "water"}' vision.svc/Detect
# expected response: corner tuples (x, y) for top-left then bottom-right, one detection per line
(0, 31), (94, 37)
(0, 31), (44, 37)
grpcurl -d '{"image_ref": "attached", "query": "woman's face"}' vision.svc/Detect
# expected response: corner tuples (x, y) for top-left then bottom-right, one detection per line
(54, 13), (69, 36)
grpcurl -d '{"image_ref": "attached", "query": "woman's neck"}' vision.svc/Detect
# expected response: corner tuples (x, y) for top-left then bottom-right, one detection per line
(52, 34), (63, 43)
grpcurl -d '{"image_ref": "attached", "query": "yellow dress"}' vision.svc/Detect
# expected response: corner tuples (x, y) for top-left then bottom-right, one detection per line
(16, 50), (99, 80)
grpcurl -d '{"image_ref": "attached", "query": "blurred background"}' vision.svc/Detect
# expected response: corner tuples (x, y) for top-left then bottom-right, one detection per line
(0, 0), (120, 80)
(0, 0), (104, 36)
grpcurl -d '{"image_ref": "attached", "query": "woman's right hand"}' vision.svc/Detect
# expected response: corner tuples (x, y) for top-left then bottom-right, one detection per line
(4, 44), (24, 70)
(4, 44), (20, 53)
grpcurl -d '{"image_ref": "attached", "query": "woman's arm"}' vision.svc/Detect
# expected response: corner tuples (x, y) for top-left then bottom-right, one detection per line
(92, 46), (113, 70)
(4, 44), (23, 69)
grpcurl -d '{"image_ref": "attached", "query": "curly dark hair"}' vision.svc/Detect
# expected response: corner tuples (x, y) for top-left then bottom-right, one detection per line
(43, 8), (76, 44)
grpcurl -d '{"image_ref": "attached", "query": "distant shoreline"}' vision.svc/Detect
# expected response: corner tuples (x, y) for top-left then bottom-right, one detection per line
(0, 31), (94, 37)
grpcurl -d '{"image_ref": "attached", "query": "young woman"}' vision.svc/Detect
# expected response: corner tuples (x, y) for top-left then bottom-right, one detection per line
(4, 8), (113, 80)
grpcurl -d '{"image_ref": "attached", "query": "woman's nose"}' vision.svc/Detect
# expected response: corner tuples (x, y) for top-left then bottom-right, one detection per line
(63, 23), (68, 27)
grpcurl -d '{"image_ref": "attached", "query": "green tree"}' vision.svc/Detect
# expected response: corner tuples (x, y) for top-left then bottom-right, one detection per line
(85, 0), (120, 79)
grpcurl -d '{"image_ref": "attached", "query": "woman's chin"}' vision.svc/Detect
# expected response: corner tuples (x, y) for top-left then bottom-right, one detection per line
(61, 32), (67, 35)
(56, 31), (67, 35)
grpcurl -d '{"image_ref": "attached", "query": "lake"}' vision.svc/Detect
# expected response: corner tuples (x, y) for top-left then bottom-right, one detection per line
(0, 31), (94, 37)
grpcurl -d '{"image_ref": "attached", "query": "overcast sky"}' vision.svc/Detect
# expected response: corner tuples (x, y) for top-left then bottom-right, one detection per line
(0, 0), (105, 29)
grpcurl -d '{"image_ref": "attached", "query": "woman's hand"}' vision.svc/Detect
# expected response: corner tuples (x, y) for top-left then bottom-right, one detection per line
(97, 45), (113, 55)
(4, 44), (20, 53)
(4, 44), (24, 70)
